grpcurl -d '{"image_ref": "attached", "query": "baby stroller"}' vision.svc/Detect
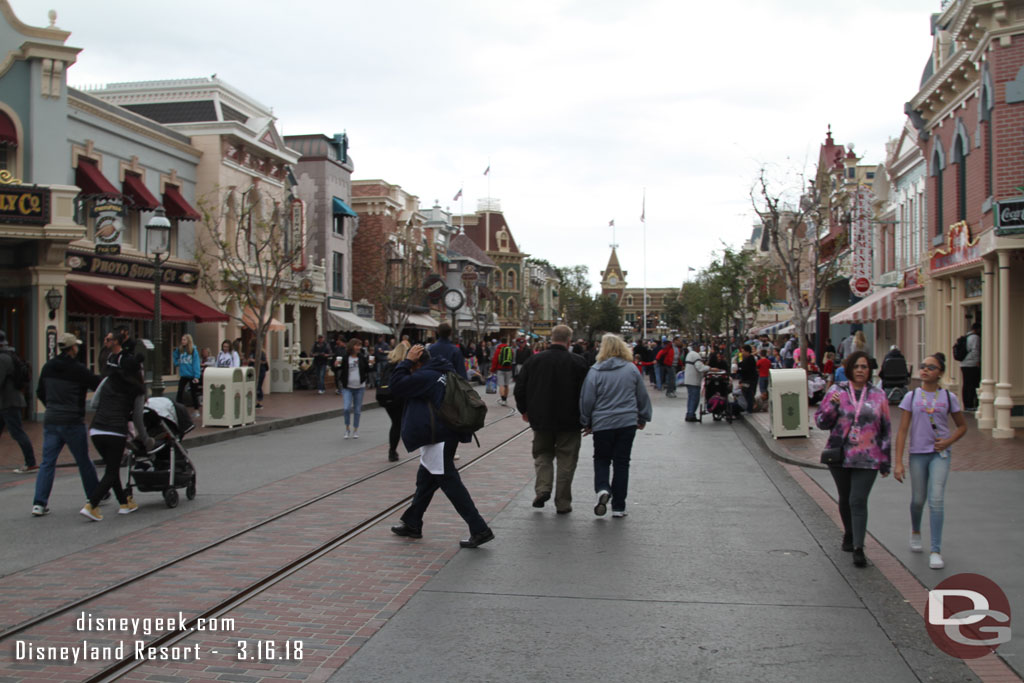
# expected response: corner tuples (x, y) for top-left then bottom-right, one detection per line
(879, 356), (911, 404)
(126, 397), (197, 508)
(807, 371), (827, 404)
(699, 369), (734, 423)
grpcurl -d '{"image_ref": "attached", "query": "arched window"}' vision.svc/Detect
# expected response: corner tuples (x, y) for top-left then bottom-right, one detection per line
(506, 297), (516, 317)
(931, 139), (945, 239)
(954, 135), (967, 222)
(495, 298), (503, 316)
(506, 269), (516, 291)
(492, 270), (503, 289)
(980, 66), (994, 198)
(0, 109), (21, 177)
(626, 295), (634, 306)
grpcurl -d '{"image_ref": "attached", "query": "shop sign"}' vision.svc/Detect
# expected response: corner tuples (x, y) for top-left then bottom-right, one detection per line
(0, 184), (49, 225)
(91, 198), (125, 255)
(849, 186), (874, 297)
(65, 250), (199, 286)
(290, 197), (307, 271)
(994, 198), (1024, 236)
(930, 221), (980, 272)
(901, 268), (921, 289)
(46, 325), (57, 360)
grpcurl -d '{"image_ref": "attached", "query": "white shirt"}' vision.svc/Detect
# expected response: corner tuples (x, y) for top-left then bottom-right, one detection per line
(419, 442), (445, 474)
(216, 350), (240, 368)
(347, 356), (364, 388)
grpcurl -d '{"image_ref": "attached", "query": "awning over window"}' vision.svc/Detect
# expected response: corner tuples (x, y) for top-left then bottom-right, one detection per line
(242, 307), (287, 332)
(122, 173), (160, 210)
(0, 111), (16, 147)
(332, 197), (358, 217)
(162, 292), (229, 323)
(163, 184), (201, 221)
(831, 288), (898, 324)
(75, 159), (120, 198)
(115, 287), (196, 322)
(750, 320), (790, 336)
(400, 312), (439, 330)
(66, 282), (150, 318)
(327, 310), (392, 335)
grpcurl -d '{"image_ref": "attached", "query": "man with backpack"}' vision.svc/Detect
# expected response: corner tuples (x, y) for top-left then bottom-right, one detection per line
(958, 322), (981, 411)
(513, 325), (588, 513)
(0, 330), (36, 474)
(389, 344), (494, 548)
(491, 338), (516, 407)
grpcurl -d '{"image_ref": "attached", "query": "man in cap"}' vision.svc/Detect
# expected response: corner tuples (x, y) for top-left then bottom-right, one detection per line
(31, 332), (102, 516)
(0, 329), (36, 473)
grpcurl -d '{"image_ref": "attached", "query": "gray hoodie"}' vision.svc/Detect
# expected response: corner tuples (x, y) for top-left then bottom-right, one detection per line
(579, 357), (653, 432)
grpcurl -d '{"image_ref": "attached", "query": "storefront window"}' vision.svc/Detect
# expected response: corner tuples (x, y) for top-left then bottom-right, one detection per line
(964, 276), (982, 299)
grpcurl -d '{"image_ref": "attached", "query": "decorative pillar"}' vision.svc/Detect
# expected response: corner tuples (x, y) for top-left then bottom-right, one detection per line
(993, 250), (1014, 438)
(947, 275), (961, 398)
(977, 255), (996, 429)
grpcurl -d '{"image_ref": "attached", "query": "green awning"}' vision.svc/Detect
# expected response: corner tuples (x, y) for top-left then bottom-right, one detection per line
(332, 197), (358, 217)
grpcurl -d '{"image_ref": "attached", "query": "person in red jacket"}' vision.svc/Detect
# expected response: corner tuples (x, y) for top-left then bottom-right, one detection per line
(491, 339), (516, 407)
(756, 348), (772, 398)
(655, 340), (676, 397)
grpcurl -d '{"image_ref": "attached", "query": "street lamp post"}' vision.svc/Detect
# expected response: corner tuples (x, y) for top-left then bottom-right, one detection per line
(146, 207), (171, 396)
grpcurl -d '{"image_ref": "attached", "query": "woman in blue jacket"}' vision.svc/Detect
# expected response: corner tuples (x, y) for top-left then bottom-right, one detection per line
(172, 334), (201, 413)
(388, 344), (494, 548)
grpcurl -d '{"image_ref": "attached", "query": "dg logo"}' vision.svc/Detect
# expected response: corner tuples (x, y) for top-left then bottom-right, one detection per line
(926, 573), (1011, 659)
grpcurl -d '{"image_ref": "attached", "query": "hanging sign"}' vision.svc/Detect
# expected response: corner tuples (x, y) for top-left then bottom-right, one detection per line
(92, 198), (125, 255)
(849, 186), (874, 297)
(995, 198), (1024, 236)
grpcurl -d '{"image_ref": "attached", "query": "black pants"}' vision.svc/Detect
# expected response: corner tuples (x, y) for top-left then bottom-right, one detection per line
(385, 403), (403, 455)
(593, 426), (636, 512)
(400, 439), (488, 535)
(961, 366), (980, 410)
(741, 382), (756, 414)
(89, 433), (128, 507)
(176, 376), (201, 408)
(829, 466), (878, 549)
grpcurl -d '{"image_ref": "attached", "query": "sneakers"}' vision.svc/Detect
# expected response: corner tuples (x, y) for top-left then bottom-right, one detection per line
(318, 390), (325, 395)
(498, 398), (507, 406)
(79, 503), (102, 522)
(611, 510), (628, 518)
(910, 532), (923, 553)
(344, 430), (350, 439)
(13, 465), (39, 474)
(929, 552), (944, 569)
(352, 431), (359, 439)
(594, 490), (610, 517)
(118, 497), (139, 515)
(31, 505), (49, 517)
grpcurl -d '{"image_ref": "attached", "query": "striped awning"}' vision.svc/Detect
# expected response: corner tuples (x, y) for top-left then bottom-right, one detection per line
(831, 288), (898, 324)
(750, 320), (790, 336)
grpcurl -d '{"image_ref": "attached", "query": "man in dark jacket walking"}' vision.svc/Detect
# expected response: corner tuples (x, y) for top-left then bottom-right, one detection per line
(31, 333), (102, 516)
(513, 325), (588, 513)
(428, 323), (467, 380)
(389, 344), (494, 548)
(0, 330), (36, 474)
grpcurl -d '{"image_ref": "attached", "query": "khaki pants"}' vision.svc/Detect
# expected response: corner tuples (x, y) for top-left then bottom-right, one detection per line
(532, 430), (582, 512)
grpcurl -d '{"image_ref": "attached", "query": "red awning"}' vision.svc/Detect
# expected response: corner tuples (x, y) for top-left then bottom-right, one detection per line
(163, 184), (201, 221)
(75, 158), (120, 197)
(0, 111), (16, 147)
(122, 172), (159, 210)
(66, 282), (151, 318)
(115, 287), (195, 322)
(162, 291), (229, 323)
(831, 288), (898, 324)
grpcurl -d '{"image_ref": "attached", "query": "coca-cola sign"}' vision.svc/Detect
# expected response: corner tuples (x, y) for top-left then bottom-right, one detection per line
(995, 198), (1024, 236)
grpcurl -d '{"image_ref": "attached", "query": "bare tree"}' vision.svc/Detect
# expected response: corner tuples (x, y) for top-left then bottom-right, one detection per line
(753, 165), (849, 368)
(356, 218), (434, 340)
(195, 184), (304, 385)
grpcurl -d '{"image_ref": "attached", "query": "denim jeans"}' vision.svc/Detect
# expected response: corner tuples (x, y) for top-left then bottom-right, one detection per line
(593, 426), (637, 512)
(316, 364), (327, 392)
(1, 406), (35, 467)
(686, 384), (700, 418)
(909, 450), (951, 553)
(342, 386), (366, 429)
(34, 423), (98, 506)
(663, 367), (676, 396)
(654, 364), (663, 391)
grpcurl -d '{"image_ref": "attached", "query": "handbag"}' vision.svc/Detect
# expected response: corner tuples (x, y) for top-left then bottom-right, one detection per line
(820, 422), (851, 466)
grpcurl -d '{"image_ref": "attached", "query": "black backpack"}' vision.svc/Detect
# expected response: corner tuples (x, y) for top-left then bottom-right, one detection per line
(376, 362), (396, 408)
(2, 350), (30, 391)
(952, 335), (968, 362)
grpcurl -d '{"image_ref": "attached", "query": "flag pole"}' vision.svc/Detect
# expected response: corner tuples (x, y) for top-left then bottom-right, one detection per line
(641, 188), (647, 342)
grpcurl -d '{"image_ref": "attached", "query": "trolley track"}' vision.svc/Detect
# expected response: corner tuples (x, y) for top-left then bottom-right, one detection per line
(0, 411), (528, 648)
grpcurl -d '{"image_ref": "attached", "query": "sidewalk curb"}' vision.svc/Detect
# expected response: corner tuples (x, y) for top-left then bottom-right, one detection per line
(735, 414), (827, 470)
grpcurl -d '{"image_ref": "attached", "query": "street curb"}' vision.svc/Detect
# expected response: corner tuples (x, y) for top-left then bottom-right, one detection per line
(185, 400), (382, 449)
(735, 414), (827, 470)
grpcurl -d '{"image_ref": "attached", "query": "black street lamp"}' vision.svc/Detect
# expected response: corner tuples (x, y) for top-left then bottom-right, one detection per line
(146, 207), (171, 396)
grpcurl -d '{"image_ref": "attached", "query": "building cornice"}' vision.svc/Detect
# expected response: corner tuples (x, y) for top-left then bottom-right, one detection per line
(0, 1), (70, 42)
(68, 93), (202, 159)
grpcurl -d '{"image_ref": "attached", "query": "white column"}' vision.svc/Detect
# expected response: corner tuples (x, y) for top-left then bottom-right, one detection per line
(977, 255), (996, 429)
(993, 250), (1014, 437)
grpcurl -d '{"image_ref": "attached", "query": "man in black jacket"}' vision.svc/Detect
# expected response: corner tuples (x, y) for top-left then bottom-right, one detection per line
(736, 344), (758, 415)
(513, 325), (589, 513)
(31, 333), (102, 516)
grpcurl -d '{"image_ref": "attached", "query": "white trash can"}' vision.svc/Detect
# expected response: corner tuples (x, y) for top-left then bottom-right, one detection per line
(768, 368), (809, 438)
(203, 367), (257, 427)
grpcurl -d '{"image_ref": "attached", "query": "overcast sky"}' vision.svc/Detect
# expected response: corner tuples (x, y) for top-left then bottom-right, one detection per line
(14, 0), (938, 291)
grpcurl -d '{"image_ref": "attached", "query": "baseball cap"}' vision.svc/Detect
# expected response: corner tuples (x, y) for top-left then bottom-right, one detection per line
(59, 332), (83, 348)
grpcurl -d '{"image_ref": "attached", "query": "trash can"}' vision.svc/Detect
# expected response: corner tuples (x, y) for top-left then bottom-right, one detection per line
(768, 368), (809, 438)
(203, 367), (257, 427)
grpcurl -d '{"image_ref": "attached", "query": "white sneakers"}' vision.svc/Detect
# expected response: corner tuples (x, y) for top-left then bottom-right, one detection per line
(594, 491), (610, 517)
(910, 532), (923, 552)
(929, 552), (945, 569)
(344, 430), (350, 439)
(31, 505), (49, 517)
(352, 431), (359, 439)
(612, 510), (628, 518)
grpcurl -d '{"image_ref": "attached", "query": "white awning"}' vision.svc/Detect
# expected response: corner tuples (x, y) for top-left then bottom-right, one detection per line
(831, 288), (898, 324)
(327, 310), (392, 335)
(750, 320), (790, 336)
(402, 312), (439, 329)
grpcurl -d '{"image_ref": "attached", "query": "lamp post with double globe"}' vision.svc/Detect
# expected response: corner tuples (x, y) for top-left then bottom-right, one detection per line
(146, 207), (171, 396)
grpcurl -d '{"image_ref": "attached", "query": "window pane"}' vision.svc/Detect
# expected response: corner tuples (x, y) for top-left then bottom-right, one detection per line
(333, 252), (344, 295)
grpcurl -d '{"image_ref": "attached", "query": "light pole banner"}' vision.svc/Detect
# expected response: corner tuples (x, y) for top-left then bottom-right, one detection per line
(849, 186), (874, 298)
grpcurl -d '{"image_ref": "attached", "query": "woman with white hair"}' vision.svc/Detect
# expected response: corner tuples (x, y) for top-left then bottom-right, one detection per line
(579, 334), (653, 518)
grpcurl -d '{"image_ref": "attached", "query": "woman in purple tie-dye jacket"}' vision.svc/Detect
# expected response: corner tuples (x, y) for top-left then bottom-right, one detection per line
(814, 350), (892, 569)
